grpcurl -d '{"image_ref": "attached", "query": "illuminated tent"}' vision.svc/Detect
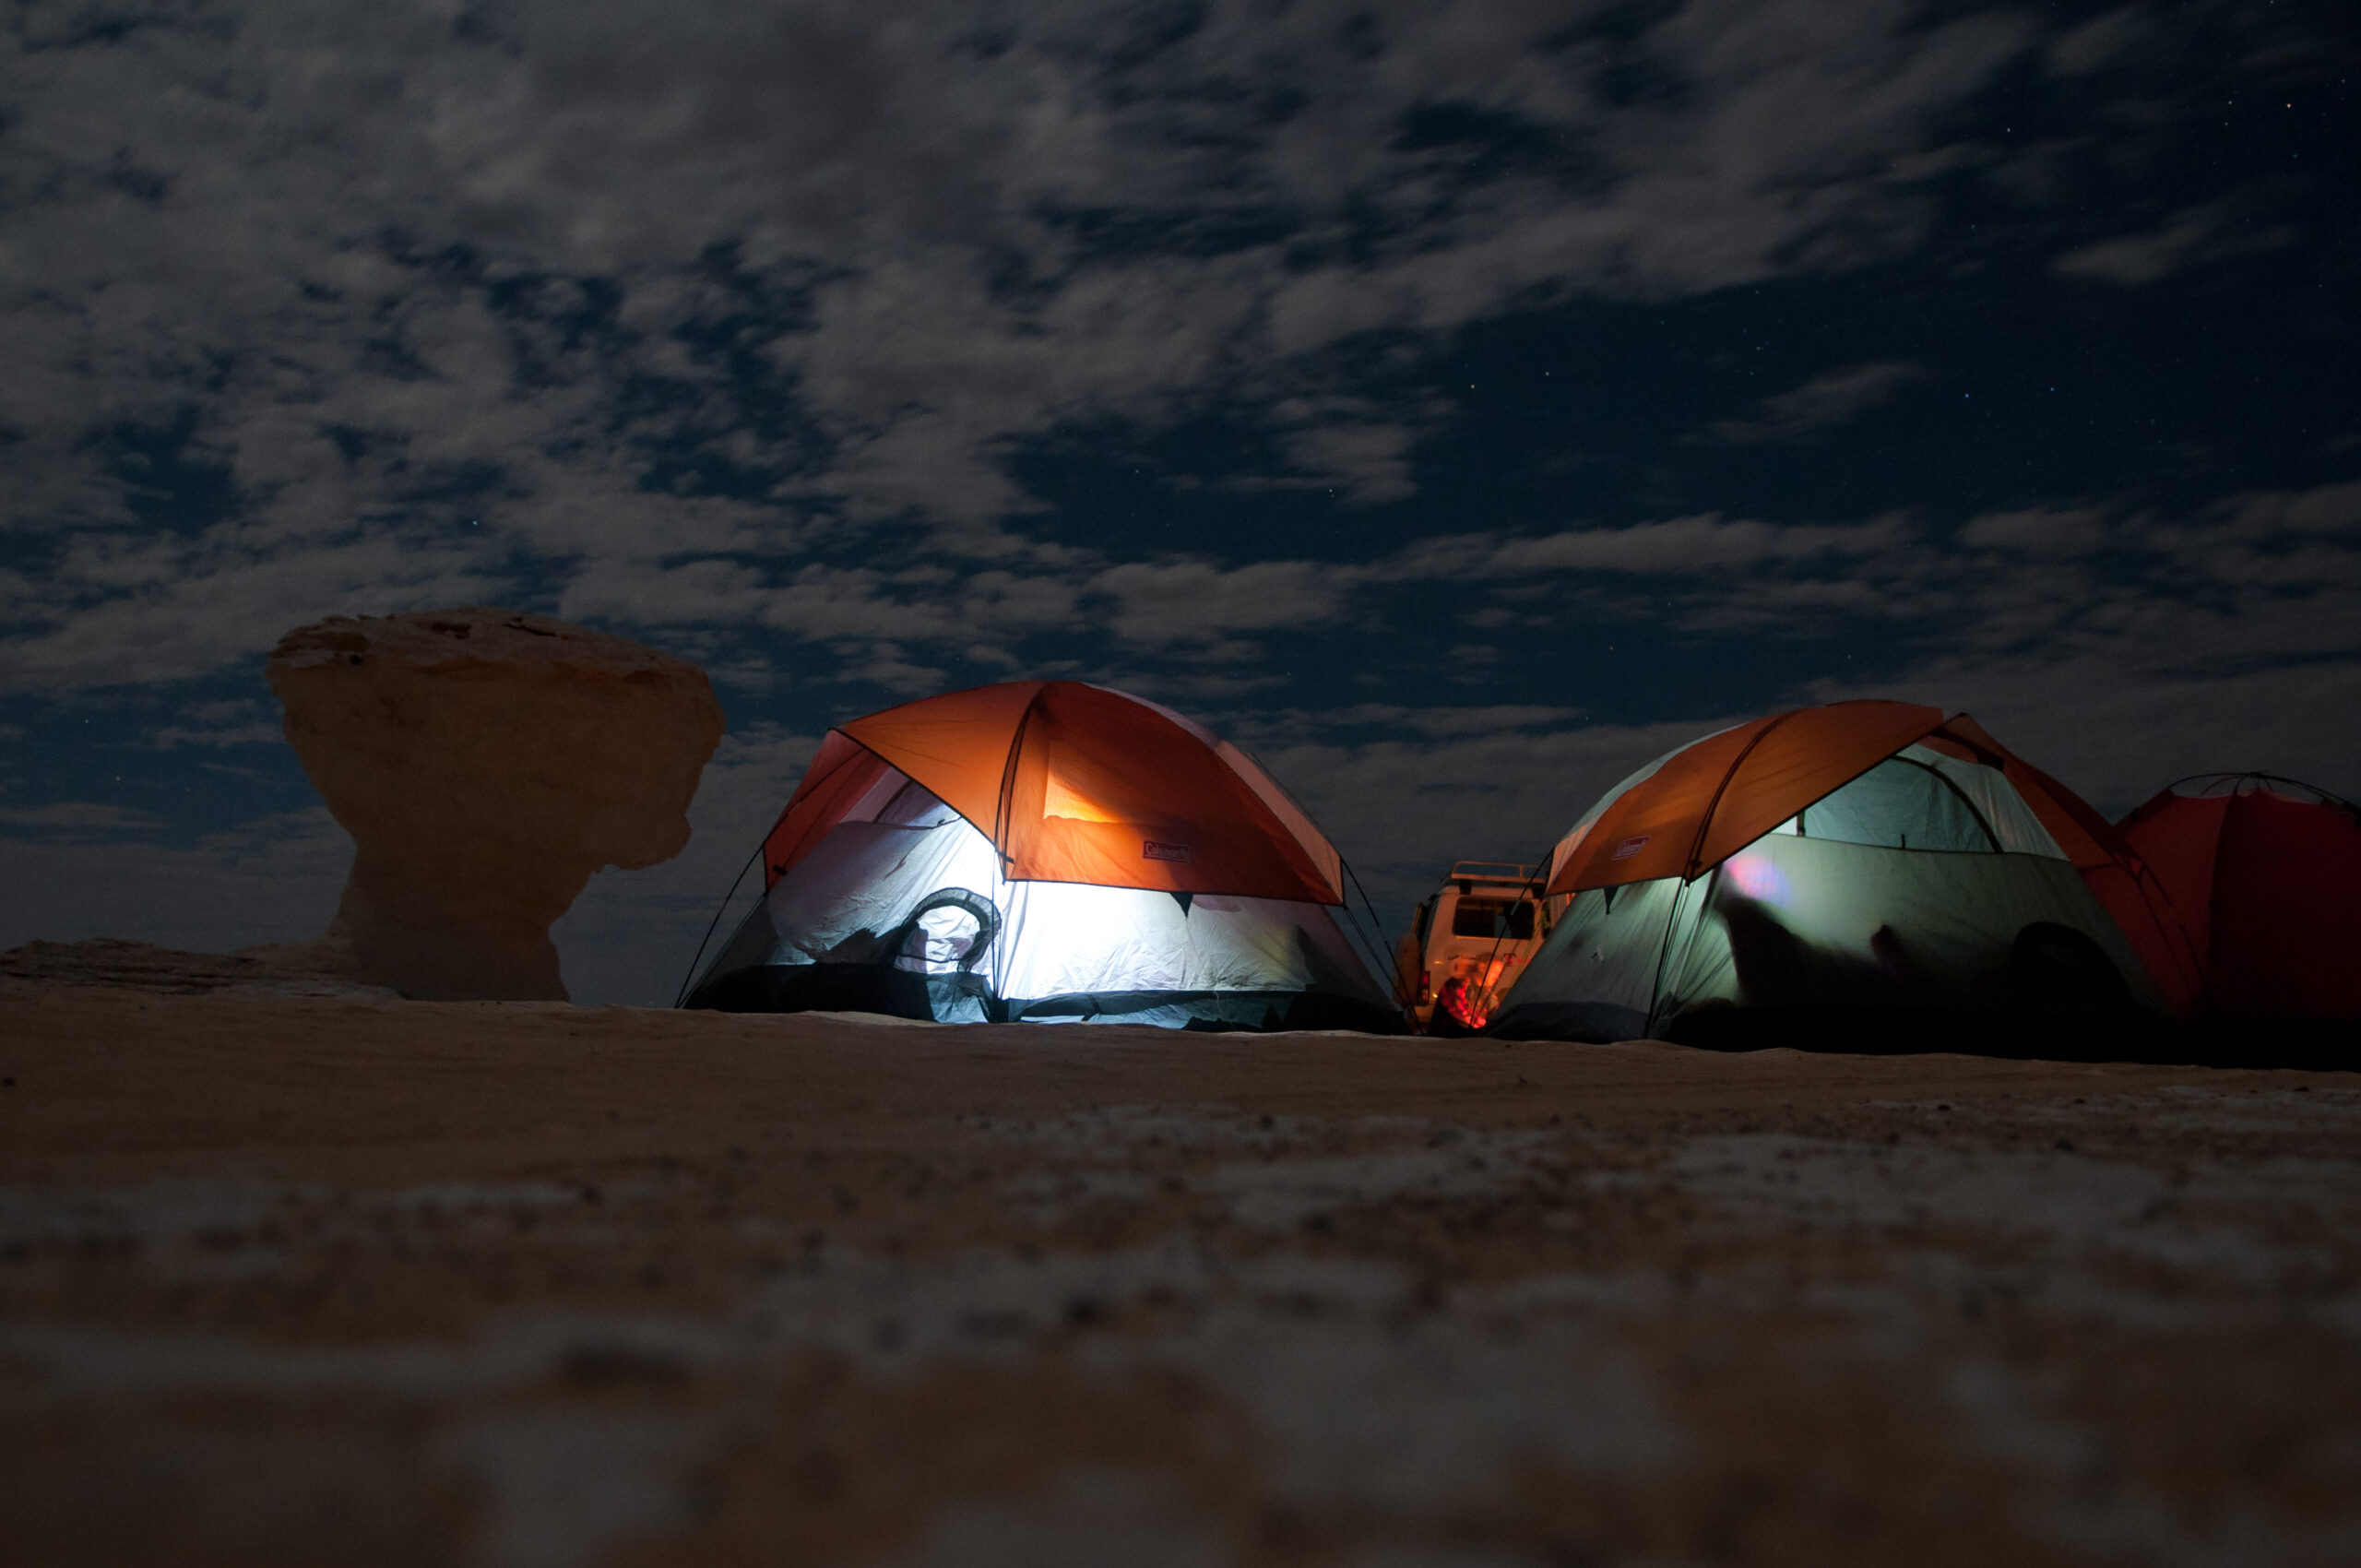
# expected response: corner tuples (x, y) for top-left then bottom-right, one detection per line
(1488, 701), (2191, 1044)
(682, 681), (1399, 1030)
(2117, 774), (2361, 1022)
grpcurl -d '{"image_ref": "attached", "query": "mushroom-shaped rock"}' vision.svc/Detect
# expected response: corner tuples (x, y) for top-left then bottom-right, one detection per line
(267, 609), (725, 1001)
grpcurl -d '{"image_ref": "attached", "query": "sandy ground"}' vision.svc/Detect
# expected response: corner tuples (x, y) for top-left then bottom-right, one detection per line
(3, 959), (2358, 1567)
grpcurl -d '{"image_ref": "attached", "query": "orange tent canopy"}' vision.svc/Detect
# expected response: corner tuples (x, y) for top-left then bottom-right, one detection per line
(1546, 701), (1945, 894)
(758, 682), (1343, 906)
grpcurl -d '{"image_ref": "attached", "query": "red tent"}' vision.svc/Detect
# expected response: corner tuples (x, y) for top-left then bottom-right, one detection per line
(2117, 776), (2361, 1021)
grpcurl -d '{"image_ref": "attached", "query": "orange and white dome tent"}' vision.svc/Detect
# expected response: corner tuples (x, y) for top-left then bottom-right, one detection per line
(682, 681), (1400, 1030)
(1489, 700), (2197, 1045)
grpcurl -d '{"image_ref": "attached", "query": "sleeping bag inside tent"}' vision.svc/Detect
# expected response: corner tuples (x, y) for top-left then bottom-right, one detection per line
(682, 681), (1401, 1031)
(2118, 774), (2361, 1022)
(1487, 701), (2183, 1047)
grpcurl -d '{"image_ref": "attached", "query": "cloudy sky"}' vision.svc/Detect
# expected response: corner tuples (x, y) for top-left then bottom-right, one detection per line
(3, 0), (2355, 1004)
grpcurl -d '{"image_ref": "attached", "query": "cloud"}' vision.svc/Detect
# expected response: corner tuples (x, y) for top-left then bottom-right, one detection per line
(1262, 705), (1590, 740)
(1270, 408), (1430, 506)
(148, 697), (284, 749)
(1392, 514), (1909, 579)
(1703, 362), (1926, 444)
(1261, 478), (2361, 908)
(10, 0), (2289, 702)
(1093, 557), (1361, 647)
(1367, 483), (2361, 682)
(0, 802), (166, 831)
(1804, 484), (2361, 784)
(824, 642), (952, 696)
(2225, 479), (2361, 538)
(2052, 198), (2293, 289)
(2053, 207), (2225, 286)
(1954, 507), (2110, 557)
(1227, 708), (1731, 921)
(3, 2), (2352, 992)
(2046, 8), (2152, 76)
(1805, 657), (2361, 822)
(0, 0), (2069, 693)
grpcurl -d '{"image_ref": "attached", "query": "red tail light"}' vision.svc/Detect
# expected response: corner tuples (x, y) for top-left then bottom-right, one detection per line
(1435, 976), (1492, 1030)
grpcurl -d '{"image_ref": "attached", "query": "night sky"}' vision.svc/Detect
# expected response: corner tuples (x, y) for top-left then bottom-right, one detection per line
(3, 1), (2355, 1004)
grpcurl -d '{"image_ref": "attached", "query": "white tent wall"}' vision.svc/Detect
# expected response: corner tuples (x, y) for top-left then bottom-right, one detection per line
(1664, 836), (2160, 1014)
(1500, 838), (2157, 1041)
(1765, 746), (2066, 856)
(994, 883), (1368, 1001)
(766, 819), (1003, 973)
(1504, 875), (1696, 1043)
(1894, 745), (2064, 856)
(1782, 755), (1994, 850)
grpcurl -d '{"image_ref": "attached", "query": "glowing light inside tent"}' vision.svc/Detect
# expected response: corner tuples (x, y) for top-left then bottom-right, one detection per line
(1044, 771), (1121, 823)
(1723, 852), (1793, 906)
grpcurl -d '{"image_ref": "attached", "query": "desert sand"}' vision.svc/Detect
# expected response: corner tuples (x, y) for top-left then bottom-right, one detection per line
(2, 951), (2357, 1567)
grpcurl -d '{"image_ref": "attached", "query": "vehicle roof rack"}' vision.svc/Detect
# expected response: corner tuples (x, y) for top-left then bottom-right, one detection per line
(1445, 861), (1538, 885)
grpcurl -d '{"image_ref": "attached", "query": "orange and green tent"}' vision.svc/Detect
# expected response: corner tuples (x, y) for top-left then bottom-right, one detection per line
(1493, 701), (2194, 1043)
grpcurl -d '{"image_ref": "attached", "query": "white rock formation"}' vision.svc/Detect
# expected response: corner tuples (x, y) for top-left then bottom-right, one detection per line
(267, 609), (725, 1001)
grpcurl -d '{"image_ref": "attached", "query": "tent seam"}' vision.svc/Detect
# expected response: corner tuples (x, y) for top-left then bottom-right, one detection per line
(1749, 714), (1950, 863)
(1683, 712), (1796, 881)
(992, 683), (1045, 871)
(1897, 754), (2003, 852)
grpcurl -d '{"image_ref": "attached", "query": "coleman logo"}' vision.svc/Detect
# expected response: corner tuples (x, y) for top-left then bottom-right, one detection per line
(1142, 840), (1192, 863)
(1610, 835), (1650, 861)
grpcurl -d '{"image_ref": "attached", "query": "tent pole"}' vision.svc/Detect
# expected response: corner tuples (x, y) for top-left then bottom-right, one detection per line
(1641, 870), (1703, 1039)
(673, 839), (765, 1009)
(1473, 863), (1550, 1026)
(1338, 857), (1404, 999)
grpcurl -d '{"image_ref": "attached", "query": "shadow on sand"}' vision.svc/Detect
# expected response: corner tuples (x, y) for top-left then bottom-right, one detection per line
(1478, 885), (2356, 1071)
(1655, 1009), (2358, 1072)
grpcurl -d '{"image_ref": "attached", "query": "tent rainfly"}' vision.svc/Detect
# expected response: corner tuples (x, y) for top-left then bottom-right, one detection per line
(1488, 700), (2195, 1043)
(682, 681), (1401, 1031)
(2117, 774), (2361, 1022)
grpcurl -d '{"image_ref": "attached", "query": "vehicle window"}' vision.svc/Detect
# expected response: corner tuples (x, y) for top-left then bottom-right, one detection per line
(1450, 898), (1535, 940)
(1413, 898), (1435, 946)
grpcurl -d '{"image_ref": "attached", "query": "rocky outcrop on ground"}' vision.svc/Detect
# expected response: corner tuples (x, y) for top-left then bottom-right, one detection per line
(267, 609), (724, 1001)
(0, 938), (397, 999)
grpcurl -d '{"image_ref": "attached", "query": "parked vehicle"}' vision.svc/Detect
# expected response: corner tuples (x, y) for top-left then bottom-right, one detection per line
(1395, 861), (1550, 1032)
